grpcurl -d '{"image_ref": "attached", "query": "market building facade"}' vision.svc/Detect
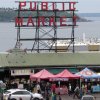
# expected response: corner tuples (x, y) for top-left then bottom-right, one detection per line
(0, 1), (100, 82)
(0, 48), (100, 81)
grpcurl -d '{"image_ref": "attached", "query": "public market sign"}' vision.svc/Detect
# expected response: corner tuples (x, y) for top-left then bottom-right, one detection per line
(15, 1), (77, 27)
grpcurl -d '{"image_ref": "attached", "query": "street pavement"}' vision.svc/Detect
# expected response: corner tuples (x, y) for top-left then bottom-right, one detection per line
(55, 93), (100, 100)
(1, 93), (100, 100)
(0, 93), (3, 100)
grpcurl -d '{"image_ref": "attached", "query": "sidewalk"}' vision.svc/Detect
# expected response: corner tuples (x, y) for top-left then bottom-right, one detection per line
(49, 93), (100, 100)
(0, 93), (3, 100)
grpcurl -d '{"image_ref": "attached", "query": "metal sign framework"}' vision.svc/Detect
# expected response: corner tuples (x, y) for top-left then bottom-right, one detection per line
(15, 1), (78, 53)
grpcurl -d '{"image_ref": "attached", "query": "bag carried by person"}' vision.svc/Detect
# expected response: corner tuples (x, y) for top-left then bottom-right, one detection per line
(74, 86), (79, 93)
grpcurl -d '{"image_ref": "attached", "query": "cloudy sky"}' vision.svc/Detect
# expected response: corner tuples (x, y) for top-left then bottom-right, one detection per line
(0, 0), (100, 13)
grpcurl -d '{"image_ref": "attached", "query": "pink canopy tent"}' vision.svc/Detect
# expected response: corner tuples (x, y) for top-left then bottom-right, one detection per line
(52, 69), (80, 79)
(30, 69), (55, 80)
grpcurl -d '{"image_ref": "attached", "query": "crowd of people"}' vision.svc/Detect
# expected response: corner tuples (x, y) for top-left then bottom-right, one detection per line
(0, 79), (99, 100)
(30, 81), (99, 100)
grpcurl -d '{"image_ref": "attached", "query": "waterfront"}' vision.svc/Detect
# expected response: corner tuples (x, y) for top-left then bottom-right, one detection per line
(0, 20), (100, 52)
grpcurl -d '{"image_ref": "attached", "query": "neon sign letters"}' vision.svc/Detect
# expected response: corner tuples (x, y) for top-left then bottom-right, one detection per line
(15, 1), (77, 27)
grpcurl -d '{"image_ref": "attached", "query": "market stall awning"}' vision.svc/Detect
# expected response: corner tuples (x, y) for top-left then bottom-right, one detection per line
(52, 69), (80, 79)
(75, 68), (100, 79)
(30, 69), (55, 79)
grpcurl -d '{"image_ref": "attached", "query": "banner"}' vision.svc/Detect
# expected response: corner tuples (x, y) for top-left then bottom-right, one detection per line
(11, 69), (34, 76)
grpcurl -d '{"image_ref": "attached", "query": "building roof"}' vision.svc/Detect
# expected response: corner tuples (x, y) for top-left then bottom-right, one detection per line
(0, 48), (100, 68)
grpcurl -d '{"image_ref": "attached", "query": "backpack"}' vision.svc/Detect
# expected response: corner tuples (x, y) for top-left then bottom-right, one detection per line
(74, 87), (79, 93)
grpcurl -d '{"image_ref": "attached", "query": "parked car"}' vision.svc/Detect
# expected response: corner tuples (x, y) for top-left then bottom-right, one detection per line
(3, 89), (43, 100)
(81, 95), (95, 100)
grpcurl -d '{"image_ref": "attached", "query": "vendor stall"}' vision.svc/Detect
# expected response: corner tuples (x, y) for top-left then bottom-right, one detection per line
(55, 86), (68, 95)
(75, 68), (100, 79)
(75, 68), (100, 93)
(30, 69), (55, 80)
(53, 69), (80, 79)
(50, 69), (80, 94)
(92, 85), (100, 93)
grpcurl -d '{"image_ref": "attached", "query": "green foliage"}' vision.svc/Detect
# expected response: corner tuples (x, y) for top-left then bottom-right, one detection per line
(0, 8), (79, 22)
(0, 8), (16, 22)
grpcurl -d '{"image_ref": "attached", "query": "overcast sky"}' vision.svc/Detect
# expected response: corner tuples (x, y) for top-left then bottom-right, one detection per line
(0, 0), (100, 13)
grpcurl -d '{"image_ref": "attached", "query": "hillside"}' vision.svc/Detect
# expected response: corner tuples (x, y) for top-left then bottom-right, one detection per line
(0, 8), (89, 22)
(0, 8), (16, 22)
(78, 13), (100, 17)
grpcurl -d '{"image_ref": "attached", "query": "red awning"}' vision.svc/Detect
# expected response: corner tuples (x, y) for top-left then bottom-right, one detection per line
(53, 69), (80, 79)
(30, 69), (55, 79)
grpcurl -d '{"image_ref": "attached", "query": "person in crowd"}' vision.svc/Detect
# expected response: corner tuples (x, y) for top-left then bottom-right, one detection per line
(68, 83), (72, 96)
(51, 83), (56, 93)
(51, 90), (57, 100)
(73, 84), (80, 99)
(79, 87), (83, 99)
(40, 82), (46, 98)
(82, 84), (85, 95)
(58, 92), (62, 100)
(45, 82), (51, 100)
(45, 93), (50, 100)
(87, 83), (91, 94)
(31, 81), (36, 92)
(13, 82), (18, 89)
(84, 84), (87, 94)
(36, 82), (41, 93)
